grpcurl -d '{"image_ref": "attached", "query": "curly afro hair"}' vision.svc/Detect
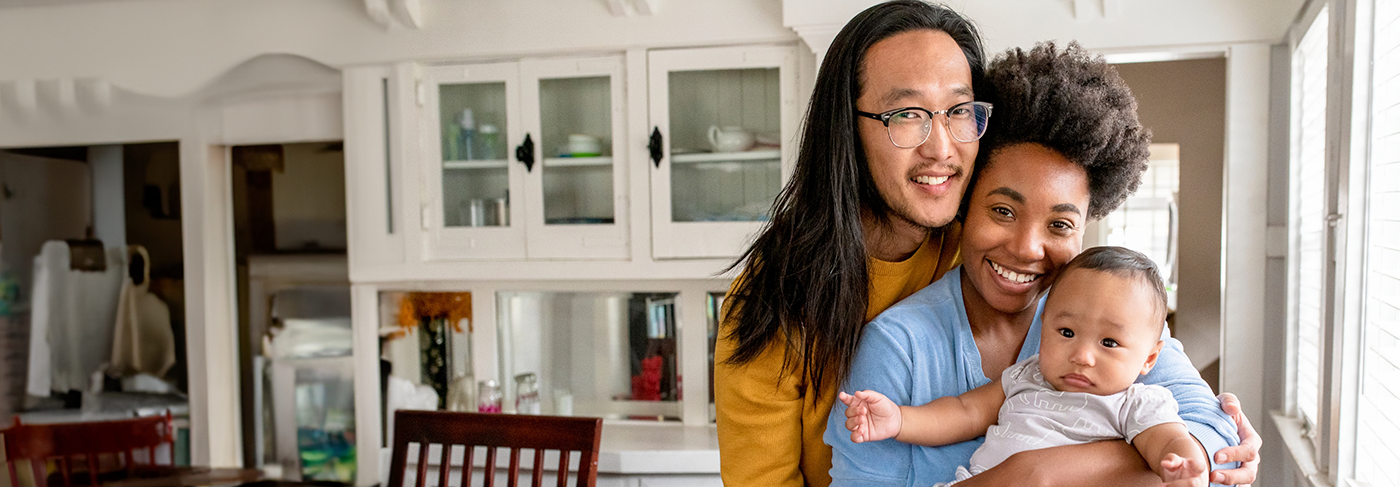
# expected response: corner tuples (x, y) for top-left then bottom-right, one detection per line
(975, 41), (1150, 220)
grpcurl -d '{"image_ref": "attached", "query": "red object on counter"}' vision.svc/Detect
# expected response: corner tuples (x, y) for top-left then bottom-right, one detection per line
(631, 355), (663, 401)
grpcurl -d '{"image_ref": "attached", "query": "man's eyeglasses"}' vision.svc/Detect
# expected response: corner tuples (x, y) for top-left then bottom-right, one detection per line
(855, 101), (993, 147)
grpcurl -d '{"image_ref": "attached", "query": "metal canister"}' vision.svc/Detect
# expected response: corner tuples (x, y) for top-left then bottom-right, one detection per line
(491, 197), (509, 226)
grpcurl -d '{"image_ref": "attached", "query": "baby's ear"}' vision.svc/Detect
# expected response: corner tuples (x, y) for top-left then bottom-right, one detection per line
(1140, 340), (1166, 375)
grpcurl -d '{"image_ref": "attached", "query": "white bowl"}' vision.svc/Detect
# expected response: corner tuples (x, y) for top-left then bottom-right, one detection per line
(567, 134), (602, 155)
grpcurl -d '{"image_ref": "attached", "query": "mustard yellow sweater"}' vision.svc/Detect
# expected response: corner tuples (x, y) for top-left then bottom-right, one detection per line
(714, 225), (961, 487)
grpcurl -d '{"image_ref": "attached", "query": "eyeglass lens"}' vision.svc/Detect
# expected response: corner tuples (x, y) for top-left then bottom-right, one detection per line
(888, 103), (990, 147)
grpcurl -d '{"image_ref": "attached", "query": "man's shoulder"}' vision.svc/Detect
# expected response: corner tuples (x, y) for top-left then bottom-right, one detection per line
(879, 267), (962, 316)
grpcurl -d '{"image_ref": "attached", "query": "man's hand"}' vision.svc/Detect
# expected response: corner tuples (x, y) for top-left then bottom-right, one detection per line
(1211, 393), (1261, 485)
(1161, 453), (1208, 487)
(839, 390), (903, 443)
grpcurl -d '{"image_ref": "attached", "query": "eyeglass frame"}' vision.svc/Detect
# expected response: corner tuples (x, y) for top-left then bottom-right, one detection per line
(854, 101), (993, 146)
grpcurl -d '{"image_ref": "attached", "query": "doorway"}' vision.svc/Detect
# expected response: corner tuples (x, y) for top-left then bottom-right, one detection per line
(1107, 57), (1227, 392)
(228, 141), (352, 481)
(0, 142), (188, 444)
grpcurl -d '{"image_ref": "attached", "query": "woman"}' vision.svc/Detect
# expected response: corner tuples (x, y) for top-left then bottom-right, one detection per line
(714, 2), (985, 486)
(826, 43), (1255, 486)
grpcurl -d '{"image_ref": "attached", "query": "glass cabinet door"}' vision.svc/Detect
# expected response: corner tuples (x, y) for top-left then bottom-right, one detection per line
(422, 63), (526, 260)
(496, 291), (682, 421)
(647, 45), (798, 259)
(519, 56), (629, 259)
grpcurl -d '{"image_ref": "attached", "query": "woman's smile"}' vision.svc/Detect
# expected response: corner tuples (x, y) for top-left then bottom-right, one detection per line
(988, 260), (1040, 284)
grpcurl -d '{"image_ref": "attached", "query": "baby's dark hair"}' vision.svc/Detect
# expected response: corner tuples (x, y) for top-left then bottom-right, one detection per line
(969, 41), (1151, 220)
(1051, 246), (1168, 327)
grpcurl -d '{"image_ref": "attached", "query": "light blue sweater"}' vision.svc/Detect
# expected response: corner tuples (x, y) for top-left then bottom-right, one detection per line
(826, 267), (1241, 486)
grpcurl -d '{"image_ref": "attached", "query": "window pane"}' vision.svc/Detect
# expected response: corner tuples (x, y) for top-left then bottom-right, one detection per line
(1293, 8), (1329, 428)
(1356, 2), (1400, 485)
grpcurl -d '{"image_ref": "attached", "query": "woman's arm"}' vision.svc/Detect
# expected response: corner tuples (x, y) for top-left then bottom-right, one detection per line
(954, 337), (1242, 487)
(825, 320), (921, 486)
(1143, 337), (1244, 484)
(714, 325), (807, 487)
(954, 441), (1162, 487)
(1210, 393), (1262, 485)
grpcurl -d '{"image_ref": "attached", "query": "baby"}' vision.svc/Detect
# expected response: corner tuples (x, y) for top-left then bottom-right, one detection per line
(841, 246), (1209, 486)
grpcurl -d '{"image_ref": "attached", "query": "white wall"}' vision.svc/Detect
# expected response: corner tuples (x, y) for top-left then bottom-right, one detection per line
(0, 152), (92, 297)
(272, 142), (347, 251)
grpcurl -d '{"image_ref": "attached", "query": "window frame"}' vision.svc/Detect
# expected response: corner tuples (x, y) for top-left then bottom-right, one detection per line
(1281, 0), (1381, 485)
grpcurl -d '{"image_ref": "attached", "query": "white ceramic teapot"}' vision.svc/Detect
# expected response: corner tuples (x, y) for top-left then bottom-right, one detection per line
(708, 126), (756, 153)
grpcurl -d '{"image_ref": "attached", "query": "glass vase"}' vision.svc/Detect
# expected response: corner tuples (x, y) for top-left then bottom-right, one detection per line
(447, 323), (475, 412)
(418, 318), (449, 409)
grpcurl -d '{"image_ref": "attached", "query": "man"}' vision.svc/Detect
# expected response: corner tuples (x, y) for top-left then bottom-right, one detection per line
(713, 2), (988, 485)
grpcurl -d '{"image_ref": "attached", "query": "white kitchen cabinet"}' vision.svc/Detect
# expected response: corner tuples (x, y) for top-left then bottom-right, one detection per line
(419, 55), (630, 261)
(399, 45), (800, 266)
(646, 45), (800, 259)
(344, 65), (410, 272)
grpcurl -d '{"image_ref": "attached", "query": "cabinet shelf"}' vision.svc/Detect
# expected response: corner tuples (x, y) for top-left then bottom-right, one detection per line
(542, 156), (612, 168)
(443, 159), (509, 170)
(671, 149), (779, 164)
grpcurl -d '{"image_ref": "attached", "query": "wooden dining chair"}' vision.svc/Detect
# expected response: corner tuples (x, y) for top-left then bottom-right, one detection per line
(387, 410), (603, 487)
(2, 411), (176, 487)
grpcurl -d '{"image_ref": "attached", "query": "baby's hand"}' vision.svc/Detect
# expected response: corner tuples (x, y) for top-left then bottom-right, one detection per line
(1159, 453), (1208, 487)
(838, 390), (902, 443)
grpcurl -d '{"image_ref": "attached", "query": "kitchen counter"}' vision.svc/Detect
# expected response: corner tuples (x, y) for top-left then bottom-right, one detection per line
(595, 422), (719, 474)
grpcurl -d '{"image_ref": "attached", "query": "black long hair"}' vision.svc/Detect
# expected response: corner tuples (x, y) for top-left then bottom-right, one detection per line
(723, 1), (986, 395)
(964, 42), (1150, 221)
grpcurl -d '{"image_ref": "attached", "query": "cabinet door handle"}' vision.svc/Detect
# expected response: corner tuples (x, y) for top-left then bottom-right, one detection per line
(648, 127), (663, 167)
(516, 133), (535, 172)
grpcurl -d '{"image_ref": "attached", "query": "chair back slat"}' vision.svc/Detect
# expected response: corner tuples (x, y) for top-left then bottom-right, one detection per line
(436, 445), (452, 487)
(413, 442), (430, 487)
(483, 446), (497, 487)
(507, 448), (521, 487)
(531, 448), (545, 487)
(87, 455), (100, 486)
(387, 410), (602, 487)
(554, 451), (569, 487)
(58, 457), (72, 486)
(458, 445), (475, 487)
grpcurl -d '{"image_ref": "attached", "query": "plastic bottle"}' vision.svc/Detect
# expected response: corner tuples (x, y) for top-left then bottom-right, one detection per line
(458, 109), (476, 161)
(444, 123), (461, 161)
(478, 124), (500, 160)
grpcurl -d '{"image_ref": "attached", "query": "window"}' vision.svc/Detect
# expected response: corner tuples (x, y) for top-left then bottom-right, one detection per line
(1283, 1), (1400, 484)
(1291, 6), (1330, 434)
(1355, 1), (1400, 484)
(1102, 143), (1180, 304)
